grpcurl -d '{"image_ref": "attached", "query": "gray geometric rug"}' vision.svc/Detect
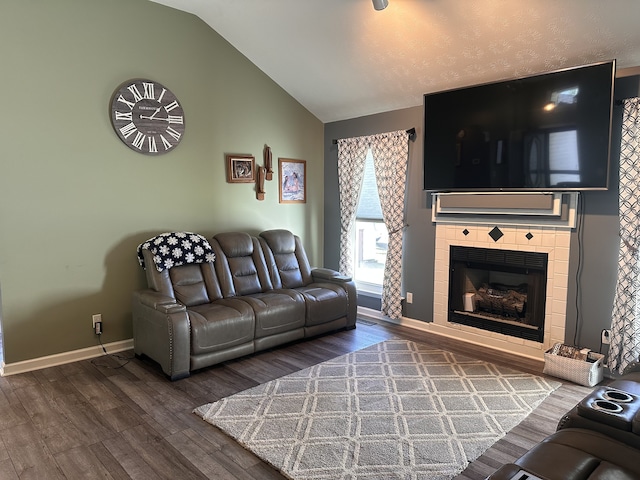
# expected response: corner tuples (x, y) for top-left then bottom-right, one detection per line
(194, 340), (560, 480)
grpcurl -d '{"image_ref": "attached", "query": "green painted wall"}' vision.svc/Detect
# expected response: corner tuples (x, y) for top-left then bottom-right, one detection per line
(0, 0), (324, 364)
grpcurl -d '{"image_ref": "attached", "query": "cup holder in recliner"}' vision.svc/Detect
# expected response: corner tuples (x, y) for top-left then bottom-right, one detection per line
(603, 389), (634, 403)
(572, 386), (640, 431)
(591, 399), (624, 414)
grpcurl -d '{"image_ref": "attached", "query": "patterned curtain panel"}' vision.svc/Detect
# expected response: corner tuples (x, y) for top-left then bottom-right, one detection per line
(336, 137), (368, 276)
(370, 130), (410, 319)
(610, 97), (640, 375)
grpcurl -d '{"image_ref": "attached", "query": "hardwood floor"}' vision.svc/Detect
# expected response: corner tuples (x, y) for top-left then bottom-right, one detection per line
(0, 319), (593, 479)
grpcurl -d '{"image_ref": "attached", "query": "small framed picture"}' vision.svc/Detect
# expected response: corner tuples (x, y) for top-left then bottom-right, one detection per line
(279, 158), (306, 204)
(226, 154), (255, 183)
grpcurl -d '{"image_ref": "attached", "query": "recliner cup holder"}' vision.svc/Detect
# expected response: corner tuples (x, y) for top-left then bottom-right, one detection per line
(574, 386), (640, 430)
(603, 389), (634, 403)
(591, 399), (624, 414)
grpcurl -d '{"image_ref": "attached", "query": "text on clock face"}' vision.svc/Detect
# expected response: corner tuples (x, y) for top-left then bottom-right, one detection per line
(112, 81), (184, 154)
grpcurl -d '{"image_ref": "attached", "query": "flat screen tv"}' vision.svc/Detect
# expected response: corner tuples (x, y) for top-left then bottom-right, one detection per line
(423, 60), (615, 191)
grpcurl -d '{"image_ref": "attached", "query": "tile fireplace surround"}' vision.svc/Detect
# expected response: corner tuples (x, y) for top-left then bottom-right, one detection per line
(431, 222), (569, 360)
(425, 193), (576, 362)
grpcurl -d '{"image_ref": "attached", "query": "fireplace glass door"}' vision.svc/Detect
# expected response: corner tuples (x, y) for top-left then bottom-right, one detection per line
(448, 246), (547, 342)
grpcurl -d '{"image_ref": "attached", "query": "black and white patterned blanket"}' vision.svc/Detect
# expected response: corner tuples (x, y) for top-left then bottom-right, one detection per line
(137, 232), (216, 272)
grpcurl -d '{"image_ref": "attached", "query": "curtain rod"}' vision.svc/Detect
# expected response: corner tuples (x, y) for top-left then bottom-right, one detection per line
(332, 127), (416, 145)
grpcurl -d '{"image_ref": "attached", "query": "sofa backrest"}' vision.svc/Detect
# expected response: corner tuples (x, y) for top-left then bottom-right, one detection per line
(259, 229), (313, 289)
(141, 249), (223, 307)
(211, 232), (274, 297)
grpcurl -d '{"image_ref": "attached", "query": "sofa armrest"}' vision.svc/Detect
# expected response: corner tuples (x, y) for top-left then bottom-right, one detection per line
(136, 290), (186, 312)
(132, 291), (191, 380)
(312, 267), (352, 283)
(311, 268), (358, 329)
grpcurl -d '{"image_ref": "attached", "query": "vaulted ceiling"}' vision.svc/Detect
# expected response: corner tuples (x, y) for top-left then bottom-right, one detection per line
(150, 0), (640, 123)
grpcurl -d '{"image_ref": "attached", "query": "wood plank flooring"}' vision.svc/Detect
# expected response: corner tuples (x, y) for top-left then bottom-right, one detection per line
(0, 319), (594, 479)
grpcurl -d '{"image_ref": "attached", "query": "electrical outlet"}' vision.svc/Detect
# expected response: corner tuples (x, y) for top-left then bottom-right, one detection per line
(406, 292), (413, 304)
(601, 329), (611, 345)
(92, 314), (102, 335)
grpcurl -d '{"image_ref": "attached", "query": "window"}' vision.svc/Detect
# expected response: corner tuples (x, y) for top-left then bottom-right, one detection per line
(525, 129), (580, 187)
(353, 149), (387, 294)
(548, 129), (580, 186)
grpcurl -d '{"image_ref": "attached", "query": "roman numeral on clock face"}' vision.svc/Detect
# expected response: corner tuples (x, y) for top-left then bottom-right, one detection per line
(115, 111), (132, 121)
(117, 95), (135, 110)
(119, 122), (137, 138)
(160, 135), (172, 150)
(164, 101), (180, 112)
(128, 84), (143, 102)
(166, 126), (181, 141)
(143, 82), (155, 100)
(148, 136), (158, 153)
(132, 132), (145, 149)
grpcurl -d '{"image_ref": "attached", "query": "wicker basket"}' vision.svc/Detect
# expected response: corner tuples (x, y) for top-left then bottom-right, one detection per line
(543, 348), (604, 387)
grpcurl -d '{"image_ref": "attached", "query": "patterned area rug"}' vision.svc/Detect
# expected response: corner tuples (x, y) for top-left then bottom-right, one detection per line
(194, 340), (560, 479)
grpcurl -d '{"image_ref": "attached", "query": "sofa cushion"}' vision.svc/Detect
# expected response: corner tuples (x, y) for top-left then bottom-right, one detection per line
(215, 231), (254, 258)
(212, 232), (274, 296)
(297, 283), (348, 326)
(226, 256), (264, 295)
(259, 229), (313, 288)
(188, 299), (255, 355)
(273, 251), (306, 289)
(241, 291), (306, 338)
(140, 247), (224, 307)
(169, 263), (217, 307)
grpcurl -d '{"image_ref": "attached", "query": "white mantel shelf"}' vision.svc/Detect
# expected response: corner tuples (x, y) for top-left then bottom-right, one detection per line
(432, 192), (579, 229)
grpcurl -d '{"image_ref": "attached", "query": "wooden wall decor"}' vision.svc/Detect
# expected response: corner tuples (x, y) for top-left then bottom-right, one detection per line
(264, 145), (273, 181)
(256, 166), (266, 200)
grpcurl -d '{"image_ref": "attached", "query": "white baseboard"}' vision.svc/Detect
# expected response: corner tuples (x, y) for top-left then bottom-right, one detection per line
(1, 339), (134, 377)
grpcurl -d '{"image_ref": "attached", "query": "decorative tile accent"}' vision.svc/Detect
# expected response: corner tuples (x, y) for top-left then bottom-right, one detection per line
(463, 229), (469, 236)
(526, 232), (534, 240)
(489, 226), (503, 242)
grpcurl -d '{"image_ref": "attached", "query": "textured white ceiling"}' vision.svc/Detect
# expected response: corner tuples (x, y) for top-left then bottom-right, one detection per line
(150, 0), (640, 123)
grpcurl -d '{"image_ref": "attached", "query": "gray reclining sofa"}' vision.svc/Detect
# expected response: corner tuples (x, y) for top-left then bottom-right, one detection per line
(132, 229), (357, 380)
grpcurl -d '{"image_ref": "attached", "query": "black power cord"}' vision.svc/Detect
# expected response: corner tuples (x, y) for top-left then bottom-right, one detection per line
(90, 330), (134, 370)
(573, 192), (585, 347)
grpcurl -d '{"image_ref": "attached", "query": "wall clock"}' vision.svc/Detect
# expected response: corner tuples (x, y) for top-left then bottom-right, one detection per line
(110, 79), (185, 155)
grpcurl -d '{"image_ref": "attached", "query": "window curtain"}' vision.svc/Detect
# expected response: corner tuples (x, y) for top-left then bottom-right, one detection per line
(336, 137), (368, 276)
(370, 130), (410, 319)
(610, 97), (640, 375)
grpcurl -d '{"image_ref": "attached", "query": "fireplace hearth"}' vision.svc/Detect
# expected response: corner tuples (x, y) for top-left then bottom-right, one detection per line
(448, 246), (547, 342)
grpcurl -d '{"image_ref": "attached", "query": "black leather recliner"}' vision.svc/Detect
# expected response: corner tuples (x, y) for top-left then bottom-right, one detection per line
(487, 366), (640, 479)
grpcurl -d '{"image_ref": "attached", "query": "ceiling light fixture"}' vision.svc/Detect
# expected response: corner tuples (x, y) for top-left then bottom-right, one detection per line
(372, 0), (389, 11)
